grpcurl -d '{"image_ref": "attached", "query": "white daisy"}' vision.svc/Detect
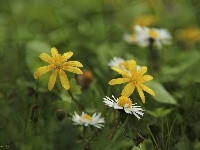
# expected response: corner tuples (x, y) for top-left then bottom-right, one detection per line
(103, 95), (144, 119)
(108, 57), (141, 72)
(134, 25), (172, 49)
(71, 111), (105, 128)
(123, 33), (137, 44)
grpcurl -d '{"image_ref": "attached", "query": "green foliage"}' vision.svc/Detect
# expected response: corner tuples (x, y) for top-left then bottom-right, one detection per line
(0, 0), (200, 149)
(175, 135), (194, 150)
(132, 139), (154, 150)
(146, 81), (177, 104)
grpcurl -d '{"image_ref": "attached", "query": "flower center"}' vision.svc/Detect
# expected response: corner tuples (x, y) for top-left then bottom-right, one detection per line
(53, 55), (64, 69)
(81, 114), (92, 121)
(148, 30), (159, 38)
(117, 96), (132, 108)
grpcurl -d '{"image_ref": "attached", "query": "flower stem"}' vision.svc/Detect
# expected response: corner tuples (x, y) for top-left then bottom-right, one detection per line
(108, 110), (119, 139)
(148, 38), (160, 72)
(147, 127), (159, 149)
(67, 90), (84, 110)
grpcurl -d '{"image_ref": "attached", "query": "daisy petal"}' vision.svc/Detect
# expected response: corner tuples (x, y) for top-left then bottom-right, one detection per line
(59, 69), (70, 90)
(48, 70), (58, 91)
(33, 65), (52, 79)
(108, 78), (130, 85)
(141, 84), (155, 96)
(136, 85), (145, 103)
(121, 82), (135, 97)
(39, 53), (52, 63)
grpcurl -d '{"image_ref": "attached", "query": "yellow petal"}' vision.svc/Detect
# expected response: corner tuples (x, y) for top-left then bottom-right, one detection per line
(60, 51), (73, 63)
(121, 82), (135, 97)
(136, 85), (145, 103)
(138, 66), (147, 76)
(39, 53), (52, 63)
(59, 69), (70, 90)
(61, 66), (83, 74)
(142, 75), (153, 82)
(63, 51), (73, 60)
(63, 61), (83, 67)
(108, 78), (130, 85)
(111, 67), (130, 77)
(128, 60), (137, 75)
(33, 65), (52, 79)
(141, 84), (155, 96)
(48, 70), (58, 91)
(51, 47), (59, 58)
(119, 61), (129, 70)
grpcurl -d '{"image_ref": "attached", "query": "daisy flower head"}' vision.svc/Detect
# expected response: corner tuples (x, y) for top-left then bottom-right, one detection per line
(108, 57), (125, 68)
(108, 59), (155, 103)
(134, 25), (172, 49)
(103, 95), (144, 119)
(33, 47), (83, 91)
(71, 112), (105, 128)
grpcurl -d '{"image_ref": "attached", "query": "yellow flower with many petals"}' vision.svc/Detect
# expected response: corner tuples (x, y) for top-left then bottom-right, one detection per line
(34, 47), (83, 91)
(108, 60), (155, 103)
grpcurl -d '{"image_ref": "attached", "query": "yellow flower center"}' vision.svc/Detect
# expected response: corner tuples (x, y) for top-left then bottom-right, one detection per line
(81, 114), (92, 121)
(148, 30), (159, 38)
(117, 96), (132, 108)
(52, 55), (64, 69)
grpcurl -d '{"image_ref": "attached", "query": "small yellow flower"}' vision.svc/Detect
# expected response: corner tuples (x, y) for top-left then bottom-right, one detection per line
(134, 15), (157, 27)
(34, 47), (83, 91)
(108, 59), (155, 103)
(175, 27), (200, 42)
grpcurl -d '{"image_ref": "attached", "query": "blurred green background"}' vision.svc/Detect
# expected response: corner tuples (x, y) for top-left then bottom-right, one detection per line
(0, 0), (200, 149)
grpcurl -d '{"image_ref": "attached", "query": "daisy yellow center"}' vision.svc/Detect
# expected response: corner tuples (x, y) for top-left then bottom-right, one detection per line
(148, 30), (159, 38)
(130, 35), (136, 41)
(118, 96), (132, 108)
(81, 114), (92, 121)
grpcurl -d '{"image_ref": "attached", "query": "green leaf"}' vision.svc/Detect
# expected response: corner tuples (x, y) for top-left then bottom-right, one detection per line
(25, 41), (51, 91)
(147, 107), (174, 118)
(106, 117), (129, 149)
(68, 78), (82, 96)
(132, 139), (154, 150)
(26, 41), (51, 73)
(146, 81), (177, 104)
(175, 135), (194, 150)
(131, 113), (156, 134)
(194, 140), (200, 149)
(161, 51), (199, 82)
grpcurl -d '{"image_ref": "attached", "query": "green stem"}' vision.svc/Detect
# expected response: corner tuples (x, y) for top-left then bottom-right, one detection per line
(147, 127), (159, 149)
(148, 38), (160, 72)
(108, 110), (119, 139)
(67, 90), (84, 110)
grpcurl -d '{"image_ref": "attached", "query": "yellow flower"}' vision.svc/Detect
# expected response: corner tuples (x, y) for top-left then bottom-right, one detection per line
(175, 27), (200, 42)
(108, 60), (155, 103)
(34, 47), (83, 91)
(134, 15), (157, 27)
